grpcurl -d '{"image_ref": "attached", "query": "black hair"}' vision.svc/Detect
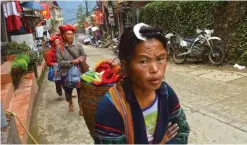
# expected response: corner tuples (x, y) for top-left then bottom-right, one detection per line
(118, 25), (167, 63)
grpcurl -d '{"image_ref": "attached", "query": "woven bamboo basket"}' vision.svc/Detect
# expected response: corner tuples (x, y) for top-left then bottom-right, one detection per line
(42, 49), (50, 64)
(80, 81), (114, 138)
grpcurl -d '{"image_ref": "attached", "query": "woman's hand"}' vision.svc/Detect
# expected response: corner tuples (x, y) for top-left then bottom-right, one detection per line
(159, 122), (179, 144)
(77, 56), (86, 62)
(71, 59), (80, 64)
(71, 56), (86, 65)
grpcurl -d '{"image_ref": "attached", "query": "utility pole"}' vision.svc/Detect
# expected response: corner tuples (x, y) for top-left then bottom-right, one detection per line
(85, 0), (89, 16)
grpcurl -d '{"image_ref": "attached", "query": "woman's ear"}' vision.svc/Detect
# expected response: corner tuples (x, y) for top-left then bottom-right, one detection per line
(120, 60), (128, 76)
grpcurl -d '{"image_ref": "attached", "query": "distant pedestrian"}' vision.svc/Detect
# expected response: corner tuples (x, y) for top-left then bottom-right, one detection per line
(46, 36), (64, 100)
(56, 24), (88, 115)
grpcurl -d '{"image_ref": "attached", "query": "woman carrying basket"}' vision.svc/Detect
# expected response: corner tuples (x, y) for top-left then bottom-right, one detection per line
(56, 24), (87, 115)
(46, 35), (64, 100)
(94, 23), (190, 144)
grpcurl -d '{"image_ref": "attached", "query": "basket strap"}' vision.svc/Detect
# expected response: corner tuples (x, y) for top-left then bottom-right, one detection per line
(109, 57), (118, 64)
(109, 84), (134, 144)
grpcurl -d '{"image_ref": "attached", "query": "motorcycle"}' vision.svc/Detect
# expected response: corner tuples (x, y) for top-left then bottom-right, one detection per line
(172, 29), (226, 65)
(165, 33), (178, 56)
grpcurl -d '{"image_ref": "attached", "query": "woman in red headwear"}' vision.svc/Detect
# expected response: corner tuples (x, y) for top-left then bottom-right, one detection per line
(46, 35), (64, 100)
(56, 24), (87, 115)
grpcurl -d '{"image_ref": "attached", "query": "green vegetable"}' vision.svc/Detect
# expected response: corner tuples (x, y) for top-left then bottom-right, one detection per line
(15, 54), (30, 64)
(11, 53), (31, 73)
(11, 58), (28, 72)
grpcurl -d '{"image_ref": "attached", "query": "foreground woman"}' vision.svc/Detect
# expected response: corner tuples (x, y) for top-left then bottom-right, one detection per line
(94, 23), (190, 144)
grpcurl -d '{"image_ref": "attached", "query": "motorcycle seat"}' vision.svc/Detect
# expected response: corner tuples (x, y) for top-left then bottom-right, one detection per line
(183, 37), (197, 43)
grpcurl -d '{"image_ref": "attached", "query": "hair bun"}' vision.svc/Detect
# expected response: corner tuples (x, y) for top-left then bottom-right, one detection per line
(139, 26), (163, 34)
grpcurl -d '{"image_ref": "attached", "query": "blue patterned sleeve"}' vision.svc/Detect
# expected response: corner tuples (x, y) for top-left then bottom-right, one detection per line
(165, 83), (190, 144)
(94, 92), (126, 144)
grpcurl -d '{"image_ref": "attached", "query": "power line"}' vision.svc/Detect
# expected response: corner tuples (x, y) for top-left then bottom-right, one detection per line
(64, 18), (77, 24)
(85, 0), (89, 16)
(63, 1), (96, 24)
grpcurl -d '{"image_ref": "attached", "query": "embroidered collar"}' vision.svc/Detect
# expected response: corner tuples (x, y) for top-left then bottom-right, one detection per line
(120, 78), (169, 144)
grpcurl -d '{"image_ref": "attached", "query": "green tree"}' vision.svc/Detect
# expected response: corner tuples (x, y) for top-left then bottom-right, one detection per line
(50, 19), (59, 33)
(77, 4), (86, 31)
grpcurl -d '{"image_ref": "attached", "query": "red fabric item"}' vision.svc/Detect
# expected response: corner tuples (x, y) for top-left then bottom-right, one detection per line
(93, 69), (120, 86)
(93, 59), (121, 85)
(50, 36), (62, 42)
(59, 25), (76, 34)
(15, 1), (22, 13)
(25, 27), (32, 33)
(28, 27), (33, 33)
(49, 36), (64, 53)
(95, 63), (111, 73)
(3, 2), (22, 32)
(6, 15), (22, 32)
(46, 36), (64, 66)
(46, 49), (57, 66)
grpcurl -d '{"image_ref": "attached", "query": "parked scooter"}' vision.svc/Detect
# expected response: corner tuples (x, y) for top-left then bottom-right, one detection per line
(171, 29), (226, 65)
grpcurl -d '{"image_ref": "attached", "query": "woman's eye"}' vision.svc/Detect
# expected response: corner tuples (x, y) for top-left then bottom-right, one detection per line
(140, 60), (148, 64)
(158, 57), (166, 61)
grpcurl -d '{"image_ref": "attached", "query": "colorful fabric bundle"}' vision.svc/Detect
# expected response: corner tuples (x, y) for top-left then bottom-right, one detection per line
(92, 69), (120, 86)
(95, 59), (121, 74)
(81, 59), (121, 86)
(81, 71), (104, 84)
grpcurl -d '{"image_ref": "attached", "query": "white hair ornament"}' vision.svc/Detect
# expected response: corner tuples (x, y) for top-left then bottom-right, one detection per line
(133, 23), (150, 41)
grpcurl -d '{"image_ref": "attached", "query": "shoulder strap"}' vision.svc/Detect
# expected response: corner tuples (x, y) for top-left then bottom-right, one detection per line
(76, 42), (82, 56)
(109, 83), (134, 144)
(64, 46), (77, 59)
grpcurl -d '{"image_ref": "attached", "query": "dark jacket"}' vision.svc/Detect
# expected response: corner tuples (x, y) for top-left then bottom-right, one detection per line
(94, 79), (190, 144)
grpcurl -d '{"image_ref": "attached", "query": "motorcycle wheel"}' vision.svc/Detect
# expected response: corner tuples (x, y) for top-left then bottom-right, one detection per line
(167, 44), (173, 56)
(208, 45), (226, 65)
(172, 48), (187, 64)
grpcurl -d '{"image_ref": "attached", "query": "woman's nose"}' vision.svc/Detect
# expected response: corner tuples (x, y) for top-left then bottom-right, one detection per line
(150, 62), (158, 74)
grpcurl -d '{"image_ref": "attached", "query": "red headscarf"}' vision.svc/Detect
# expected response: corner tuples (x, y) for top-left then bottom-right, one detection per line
(59, 24), (76, 34)
(49, 36), (64, 52)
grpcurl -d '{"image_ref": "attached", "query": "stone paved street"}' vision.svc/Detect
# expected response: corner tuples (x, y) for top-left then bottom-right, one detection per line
(29, 45), (247, 144)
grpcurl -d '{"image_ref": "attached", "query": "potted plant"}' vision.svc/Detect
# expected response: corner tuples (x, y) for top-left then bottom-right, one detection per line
(11, 54), (30, 87)
(2, 42), (30, 61)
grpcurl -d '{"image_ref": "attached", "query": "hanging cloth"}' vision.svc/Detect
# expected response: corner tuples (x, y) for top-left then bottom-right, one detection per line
(3, 1), (23, 32)
(15, 1), (23, 13)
